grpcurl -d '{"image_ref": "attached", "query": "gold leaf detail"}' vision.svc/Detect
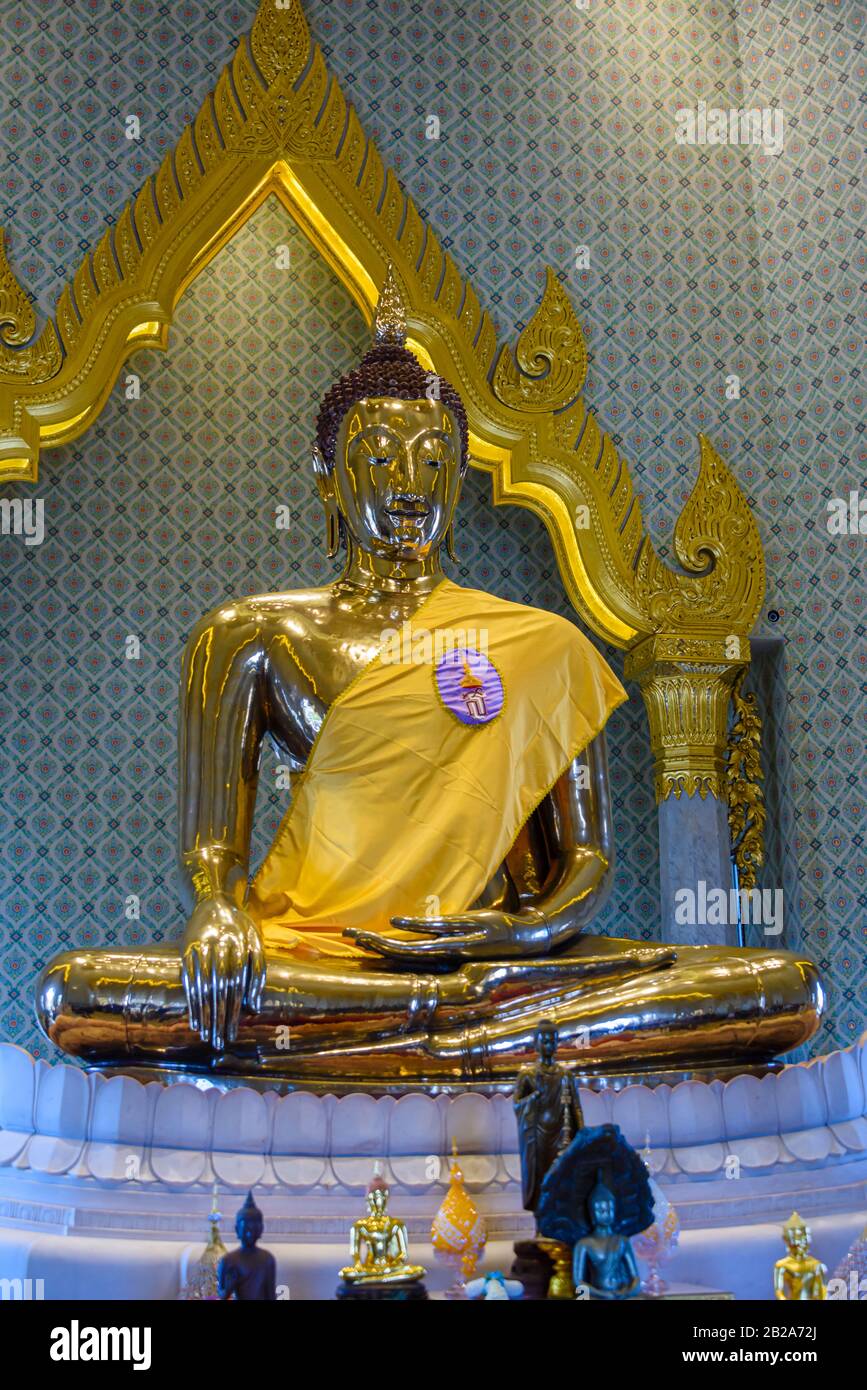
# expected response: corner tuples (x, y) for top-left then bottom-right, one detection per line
(134, 180), (160, 252)
(493, 267), (587, 411)
(73, 256), (97, 320)
(55, 285), (80, 355)
(0, 228), (36, 347)
(155, 152), (180, 222)
(638, 435), (765, 632)
(114, 204), (142, 280)
(194, 98), (223, 172)
(374, 264), (407, 346)
(92, 230), (118, 295)
(175, 127), (202, 198)
(725, 672), (766, 892)
(250, 0), (310, 86)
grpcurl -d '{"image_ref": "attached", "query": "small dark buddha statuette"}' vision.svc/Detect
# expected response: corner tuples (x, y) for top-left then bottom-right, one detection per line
(535, 1123), (654, 1301)
(512, 1019), (584, 1219)
(572, 1171), (641, 1300)
(217, 1190), (277, 1301)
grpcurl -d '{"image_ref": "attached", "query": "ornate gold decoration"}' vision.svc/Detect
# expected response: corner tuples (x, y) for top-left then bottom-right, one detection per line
(725, 671), (766, 891)
(0, 0), (766, 793)
(373, 263), (408, 346)
(492, 267), (587, 411)
(0, 229), (62, 391)
(0, 227), (35, 348)
(536, 1239), (576, 1300)
(625, 636), (747, 803)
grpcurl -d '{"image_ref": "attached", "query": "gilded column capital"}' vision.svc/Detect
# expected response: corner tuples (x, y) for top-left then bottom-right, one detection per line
(624, 634), (750, 802)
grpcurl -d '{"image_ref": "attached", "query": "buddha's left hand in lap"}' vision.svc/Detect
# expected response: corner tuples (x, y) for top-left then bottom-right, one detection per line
(345, 843), (609, 963)
(347, 904), (550, 962)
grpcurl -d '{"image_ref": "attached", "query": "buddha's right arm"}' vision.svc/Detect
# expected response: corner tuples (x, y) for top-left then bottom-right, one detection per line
(178, 605), (267, 907)
(176, 607), (269, 1048)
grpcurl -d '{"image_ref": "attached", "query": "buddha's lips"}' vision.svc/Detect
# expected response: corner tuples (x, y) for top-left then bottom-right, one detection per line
(385, 499), (429, 520)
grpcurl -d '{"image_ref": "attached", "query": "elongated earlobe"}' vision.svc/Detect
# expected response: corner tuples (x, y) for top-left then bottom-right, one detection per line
(313, 445), (344, 558)
(445, 521), (458, 562)
(326, 509), (344, 558)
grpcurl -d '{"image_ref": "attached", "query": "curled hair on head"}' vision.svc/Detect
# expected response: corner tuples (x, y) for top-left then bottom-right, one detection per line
(314, 342), (469, 475)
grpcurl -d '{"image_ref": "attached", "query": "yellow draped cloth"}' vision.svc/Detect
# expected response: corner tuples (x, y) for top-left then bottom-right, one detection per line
(247, 579), (626, 957)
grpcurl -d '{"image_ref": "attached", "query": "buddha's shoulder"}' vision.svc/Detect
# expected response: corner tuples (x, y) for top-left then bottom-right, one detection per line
(190, 586), (340, 639)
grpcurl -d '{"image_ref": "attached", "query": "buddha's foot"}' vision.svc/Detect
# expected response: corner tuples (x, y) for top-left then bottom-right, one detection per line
(35, 936), (823, 1082)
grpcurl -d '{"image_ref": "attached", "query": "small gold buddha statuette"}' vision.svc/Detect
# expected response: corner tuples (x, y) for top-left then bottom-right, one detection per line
(774, 1212), (827, 1300)
(340, 1168), (426, 1287)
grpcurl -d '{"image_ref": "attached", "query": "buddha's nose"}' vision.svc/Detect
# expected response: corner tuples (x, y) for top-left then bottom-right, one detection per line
(390, 444), (424, 494)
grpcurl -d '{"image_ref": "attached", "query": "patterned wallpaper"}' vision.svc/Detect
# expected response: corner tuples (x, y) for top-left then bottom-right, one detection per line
(0, 0), (863, 1058)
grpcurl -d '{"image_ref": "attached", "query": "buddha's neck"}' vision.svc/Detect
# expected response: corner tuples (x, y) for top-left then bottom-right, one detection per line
(337, 537), (446, 597)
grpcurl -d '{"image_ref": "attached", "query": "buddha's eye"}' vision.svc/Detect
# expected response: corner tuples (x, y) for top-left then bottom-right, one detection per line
(366, 455), (393, 467)
(419, 441), (451, 468)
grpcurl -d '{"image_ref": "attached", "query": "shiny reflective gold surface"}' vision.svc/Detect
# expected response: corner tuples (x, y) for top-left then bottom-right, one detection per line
(36, 938), (824, 1083)
(34, 278), (823, 1085)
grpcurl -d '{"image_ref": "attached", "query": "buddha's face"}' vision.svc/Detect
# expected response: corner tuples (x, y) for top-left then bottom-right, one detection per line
(785, 1227), (809, 1257)
(331, 397), (462, 559)
(537, 1024), (558, 1063)
(367, 1186), (387, 1215)
(590, 1192), (615, 1230)
(236, 1214), (262, 1250)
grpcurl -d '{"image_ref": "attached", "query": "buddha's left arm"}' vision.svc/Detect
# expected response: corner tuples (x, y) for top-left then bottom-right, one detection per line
(527, 730), (616, 940)
(394, 1224), (409, 1261)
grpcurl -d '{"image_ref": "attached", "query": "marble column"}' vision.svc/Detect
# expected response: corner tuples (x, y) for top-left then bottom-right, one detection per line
(657, 791), (737, 947)
(624, 634), (747, 948)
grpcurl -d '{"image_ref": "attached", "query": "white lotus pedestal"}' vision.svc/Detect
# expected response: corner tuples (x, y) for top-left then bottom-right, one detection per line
(1, 1038), (866, 1301)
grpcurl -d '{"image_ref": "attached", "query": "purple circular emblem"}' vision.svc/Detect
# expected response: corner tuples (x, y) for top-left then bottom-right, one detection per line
(435, 648), (504, 727)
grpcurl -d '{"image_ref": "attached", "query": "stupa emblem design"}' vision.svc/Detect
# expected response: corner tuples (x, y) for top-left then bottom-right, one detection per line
(459, 659), (488, 720)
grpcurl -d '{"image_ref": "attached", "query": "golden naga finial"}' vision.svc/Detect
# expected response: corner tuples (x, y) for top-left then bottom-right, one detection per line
(0, 227), (36, 347)
(374, 263), (407, 346)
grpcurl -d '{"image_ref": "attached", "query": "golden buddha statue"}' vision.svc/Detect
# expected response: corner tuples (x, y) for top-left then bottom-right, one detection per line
(340, 1169), (425, 1286)
(774, 1212), (827, 1300)
(35, 269), (824, 1083)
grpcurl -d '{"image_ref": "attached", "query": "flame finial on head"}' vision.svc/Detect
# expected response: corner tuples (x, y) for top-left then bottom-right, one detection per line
(367, 1159), (388, 1195)
(374, 263), (407, 346)
(784, 1211), (809, 1237)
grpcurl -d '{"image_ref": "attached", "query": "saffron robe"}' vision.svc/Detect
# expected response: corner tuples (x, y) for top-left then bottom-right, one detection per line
(246, 579), (626, 956)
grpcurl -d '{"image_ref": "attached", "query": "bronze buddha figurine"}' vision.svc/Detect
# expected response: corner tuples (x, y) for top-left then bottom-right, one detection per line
(35, 269), (823, 1083)
(514, 1019), (584, 1216)
(217, 1190), (277, 1301)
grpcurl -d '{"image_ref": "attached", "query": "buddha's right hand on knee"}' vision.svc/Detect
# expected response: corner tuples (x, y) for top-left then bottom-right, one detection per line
(180, 896), (266, 1050)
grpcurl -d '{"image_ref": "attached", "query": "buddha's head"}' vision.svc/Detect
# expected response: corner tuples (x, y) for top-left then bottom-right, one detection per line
(235, 1189), (264, 1249)
(313, 267), (469, 564)
(366, 1170), (389, 1216)
(588, 1172), (616, 1233)
(782, 1211), (811, 1257)
(536, 1018), (558, 1064)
